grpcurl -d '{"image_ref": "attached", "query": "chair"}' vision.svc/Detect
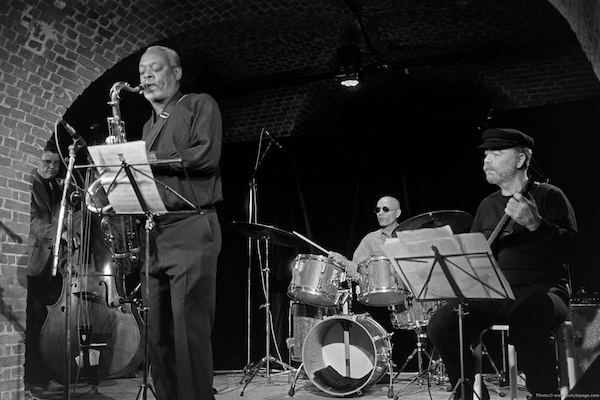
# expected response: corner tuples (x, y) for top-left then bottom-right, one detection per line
(473, 324), (518, 400)
(473, 321), (578, 400)
(554, 321), (578, 399)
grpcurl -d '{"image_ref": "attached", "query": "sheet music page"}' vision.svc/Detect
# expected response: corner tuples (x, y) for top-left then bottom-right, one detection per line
(458, 233), (514, 300)
(382, 228), (514, 301)
(87, 140), (166, 214)
(383, 226), (453, 298)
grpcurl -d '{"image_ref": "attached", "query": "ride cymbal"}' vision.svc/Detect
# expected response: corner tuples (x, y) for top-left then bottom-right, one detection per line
(395, 210), (473, 234)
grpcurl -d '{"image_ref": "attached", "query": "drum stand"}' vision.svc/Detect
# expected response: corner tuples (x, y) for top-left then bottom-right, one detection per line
(394, 324), (434, 383)
(240, 237), (295, 396)
(393, 326), (448, 399)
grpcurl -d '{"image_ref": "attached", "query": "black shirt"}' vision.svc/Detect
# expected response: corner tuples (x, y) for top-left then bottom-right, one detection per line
(470, 181), (579, 289)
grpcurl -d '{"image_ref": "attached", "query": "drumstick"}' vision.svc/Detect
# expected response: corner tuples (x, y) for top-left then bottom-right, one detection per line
(292, 231), (329, 254)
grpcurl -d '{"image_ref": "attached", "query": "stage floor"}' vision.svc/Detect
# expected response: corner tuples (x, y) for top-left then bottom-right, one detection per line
(26, 371), (530, 399)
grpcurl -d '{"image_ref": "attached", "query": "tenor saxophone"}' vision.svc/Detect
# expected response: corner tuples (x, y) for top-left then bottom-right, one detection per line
(85, 82), (148, 272)
(106, 82), (149, 144)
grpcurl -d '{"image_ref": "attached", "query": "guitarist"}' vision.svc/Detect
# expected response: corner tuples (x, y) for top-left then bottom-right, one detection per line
(428, 128), (580, 399)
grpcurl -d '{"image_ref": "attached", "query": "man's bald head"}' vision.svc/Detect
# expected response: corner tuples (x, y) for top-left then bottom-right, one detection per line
(379, 196), (400, 209)
(375, 196), (401, 228)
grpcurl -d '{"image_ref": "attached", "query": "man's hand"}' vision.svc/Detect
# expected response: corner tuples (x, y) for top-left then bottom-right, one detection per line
(60, 231), (81, 249)
(328, 251), (358, 279)
(505, 192), (541, 231)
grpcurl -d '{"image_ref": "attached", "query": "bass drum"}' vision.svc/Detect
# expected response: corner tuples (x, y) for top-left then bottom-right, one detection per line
(302, 313), (391, 396)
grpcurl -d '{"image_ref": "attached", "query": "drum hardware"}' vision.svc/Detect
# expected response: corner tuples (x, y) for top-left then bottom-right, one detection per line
(392, 325), (436, 385)
(232, 222), (299, 395)
(393, 355), (448, 400)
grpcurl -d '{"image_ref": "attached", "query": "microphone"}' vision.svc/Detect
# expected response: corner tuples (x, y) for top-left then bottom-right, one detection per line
(60, 120), (80, 140)
(264, 130), (283, 149)
(60, 120), (87, 148)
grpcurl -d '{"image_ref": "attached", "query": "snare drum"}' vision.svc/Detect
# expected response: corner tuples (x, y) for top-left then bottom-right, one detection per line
(288, 254), (346, 307)
(356, 256), (409, 306)
(390, 296), (444, 330)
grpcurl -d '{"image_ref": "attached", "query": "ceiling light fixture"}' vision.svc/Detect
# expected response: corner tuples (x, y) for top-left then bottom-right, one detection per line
(336, 45), (361, 87)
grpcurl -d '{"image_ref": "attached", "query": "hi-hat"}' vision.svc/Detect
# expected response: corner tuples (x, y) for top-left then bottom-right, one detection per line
(232, 221), (306, 247)
(396, 210), (473, 234)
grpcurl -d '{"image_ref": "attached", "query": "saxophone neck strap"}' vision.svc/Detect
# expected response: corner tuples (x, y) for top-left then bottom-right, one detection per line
(145, 92), (187, 151)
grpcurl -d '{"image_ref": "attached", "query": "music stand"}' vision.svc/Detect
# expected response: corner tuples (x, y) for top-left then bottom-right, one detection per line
(382, 230), (514, 400)
(84, 141), (200, 400)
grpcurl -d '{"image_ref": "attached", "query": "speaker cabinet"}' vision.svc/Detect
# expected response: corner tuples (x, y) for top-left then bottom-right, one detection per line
(570, 302), (600, 378)
(566, 354), (600, 395)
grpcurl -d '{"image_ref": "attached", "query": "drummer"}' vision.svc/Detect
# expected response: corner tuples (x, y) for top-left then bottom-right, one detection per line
(328, 195), (402, 279)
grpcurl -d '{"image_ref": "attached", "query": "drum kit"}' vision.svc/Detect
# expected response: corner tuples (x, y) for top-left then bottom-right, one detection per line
(233, 210), (472, 398)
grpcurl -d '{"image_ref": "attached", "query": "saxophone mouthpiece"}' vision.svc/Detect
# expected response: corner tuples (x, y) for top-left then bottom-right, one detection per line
(137, 83), (151, 93)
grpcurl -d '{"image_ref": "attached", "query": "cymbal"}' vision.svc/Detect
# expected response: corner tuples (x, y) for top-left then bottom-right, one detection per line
(231, 221), (306, 247)
(395, 210), (473, 234)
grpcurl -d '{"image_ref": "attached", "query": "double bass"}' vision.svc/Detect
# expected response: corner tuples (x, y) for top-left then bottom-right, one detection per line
(39, 82), (147, 382)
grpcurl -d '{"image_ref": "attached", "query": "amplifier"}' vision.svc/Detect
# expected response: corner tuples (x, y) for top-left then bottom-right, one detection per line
(570, 301), (600, 377)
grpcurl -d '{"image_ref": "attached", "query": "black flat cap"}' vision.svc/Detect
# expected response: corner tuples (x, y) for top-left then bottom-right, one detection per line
(478, 128), (534, 150)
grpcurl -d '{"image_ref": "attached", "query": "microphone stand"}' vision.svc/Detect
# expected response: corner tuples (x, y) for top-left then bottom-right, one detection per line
(244, 128), (274, 368)
(52, 140), (80, 400)
(241, 129), (294, 395)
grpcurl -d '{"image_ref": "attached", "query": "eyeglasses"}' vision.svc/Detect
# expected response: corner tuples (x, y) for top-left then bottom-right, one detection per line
(374, 207), (398, 214)
(41, 159), (60, 167)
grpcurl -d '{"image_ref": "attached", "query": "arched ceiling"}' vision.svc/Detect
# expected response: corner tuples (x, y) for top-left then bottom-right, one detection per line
(65, 0), (600, 144)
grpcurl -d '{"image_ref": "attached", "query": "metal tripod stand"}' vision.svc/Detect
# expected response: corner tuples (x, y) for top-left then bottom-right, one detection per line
(239, 235), (295, 396)
(393, 323), (448, 399)
(134, 216), (158, 400)
(394, 324), (435, 384)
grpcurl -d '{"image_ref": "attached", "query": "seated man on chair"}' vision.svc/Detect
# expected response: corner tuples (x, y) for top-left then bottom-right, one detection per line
(427, 128), (580, 398)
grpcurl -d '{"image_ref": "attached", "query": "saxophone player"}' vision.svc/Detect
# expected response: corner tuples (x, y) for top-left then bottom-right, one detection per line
(138, 46), (222, 400)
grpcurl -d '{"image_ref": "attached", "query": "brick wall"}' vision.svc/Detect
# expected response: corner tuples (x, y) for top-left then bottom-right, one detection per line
(549, 0), (600, 82)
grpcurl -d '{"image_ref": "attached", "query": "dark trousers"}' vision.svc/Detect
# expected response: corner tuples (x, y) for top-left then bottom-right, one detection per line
(146, 213), (221, 400)
(427, 285), (569, 395)
(25, 265), (62, 384)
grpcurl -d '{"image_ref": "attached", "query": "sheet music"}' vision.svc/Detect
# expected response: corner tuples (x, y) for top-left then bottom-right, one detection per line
(87, 140), (166, 215)
(382, 227), (514, 301)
